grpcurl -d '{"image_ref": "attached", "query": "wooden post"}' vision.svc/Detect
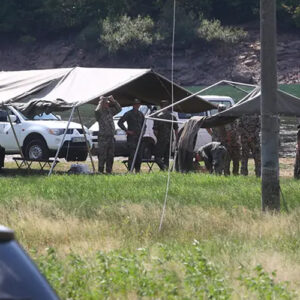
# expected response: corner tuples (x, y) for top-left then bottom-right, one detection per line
(260, 0), (280, 211)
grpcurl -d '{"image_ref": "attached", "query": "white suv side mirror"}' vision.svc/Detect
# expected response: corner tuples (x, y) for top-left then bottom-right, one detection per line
(9, 115), (17, 123)
(56, 115), (62, 120)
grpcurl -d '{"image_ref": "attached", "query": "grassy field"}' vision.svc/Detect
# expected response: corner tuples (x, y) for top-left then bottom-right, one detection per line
(3, 84), (300, 298)
(1, 159), (300, 299)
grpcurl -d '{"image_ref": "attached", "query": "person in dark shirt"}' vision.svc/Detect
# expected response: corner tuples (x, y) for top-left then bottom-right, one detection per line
(118, 99), (145, 172)
(153, 100), (179, 170)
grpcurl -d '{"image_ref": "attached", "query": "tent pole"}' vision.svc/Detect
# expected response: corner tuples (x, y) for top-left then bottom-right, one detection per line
(130, 116), (147, 173)
(48, 105), (76, 176)
(146, 116), (184, 124)
(224, 82), (252, 94)
(222, 80), (257, 88)
(5, 106), (28, 166)
(148, 79), (258, 120)
(76, 107), (96, 173)
(147, 80), (226, 119)
(260, 0), (280, 211)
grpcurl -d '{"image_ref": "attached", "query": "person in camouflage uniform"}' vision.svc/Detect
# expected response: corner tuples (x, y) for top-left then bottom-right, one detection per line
(294, 125), (300, 179)
(95, 95), (121, 173)
(153, 100), (179, 171)
(195, 142), (227, 175)
(239, 114), (261, 177)
(118, 99), (145, 172)
(211, 105), (240, 175)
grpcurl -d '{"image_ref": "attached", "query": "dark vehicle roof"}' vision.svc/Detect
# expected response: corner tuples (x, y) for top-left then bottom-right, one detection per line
(0, 225), (59, 300)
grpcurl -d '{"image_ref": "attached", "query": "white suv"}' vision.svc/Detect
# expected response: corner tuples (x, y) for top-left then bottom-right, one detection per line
(0, 106), (92, 161)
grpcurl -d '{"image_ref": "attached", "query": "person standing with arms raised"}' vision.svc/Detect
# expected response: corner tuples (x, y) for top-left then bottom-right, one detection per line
(95, 95), (121, 174)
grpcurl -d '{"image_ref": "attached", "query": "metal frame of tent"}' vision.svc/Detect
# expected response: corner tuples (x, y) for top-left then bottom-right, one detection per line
(129, 80), (258, 172)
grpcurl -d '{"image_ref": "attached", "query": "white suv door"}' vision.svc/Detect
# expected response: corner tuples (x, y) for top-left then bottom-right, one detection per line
(0, 109), (23, 152)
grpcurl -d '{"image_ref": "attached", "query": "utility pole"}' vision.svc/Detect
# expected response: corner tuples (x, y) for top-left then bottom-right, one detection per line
(260, 0), (280, 211)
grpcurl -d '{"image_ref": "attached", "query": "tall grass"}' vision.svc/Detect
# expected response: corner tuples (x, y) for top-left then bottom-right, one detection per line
(1, 172), (300, 298)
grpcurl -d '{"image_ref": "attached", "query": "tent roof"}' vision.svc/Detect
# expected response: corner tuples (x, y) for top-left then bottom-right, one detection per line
(202, 87), (300, 128)
(0, 67), (216, 113)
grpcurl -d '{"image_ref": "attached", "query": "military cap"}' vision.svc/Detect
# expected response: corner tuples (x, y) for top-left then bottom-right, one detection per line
(218, 104), (227, 112)
(160, 100), (169, 105)
(159, 100), (169, 107)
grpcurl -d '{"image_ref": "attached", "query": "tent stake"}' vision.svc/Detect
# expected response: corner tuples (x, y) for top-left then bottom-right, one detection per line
(76, 107), (96, 173)
(48, 105), (76, 176)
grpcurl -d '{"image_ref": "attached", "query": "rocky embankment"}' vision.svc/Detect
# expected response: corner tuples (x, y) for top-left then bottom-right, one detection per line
(0, 28), (299, 86)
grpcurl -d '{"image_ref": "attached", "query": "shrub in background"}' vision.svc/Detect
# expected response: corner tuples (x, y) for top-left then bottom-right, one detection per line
(100, 15), (159, 54)
(197, 19), (247, 45)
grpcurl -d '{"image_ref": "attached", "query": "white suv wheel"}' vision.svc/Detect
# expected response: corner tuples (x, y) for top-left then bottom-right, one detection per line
(28, 145), (43, 160)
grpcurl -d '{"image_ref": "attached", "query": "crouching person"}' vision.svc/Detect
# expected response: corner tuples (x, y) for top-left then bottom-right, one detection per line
(195, 142), (227, 175)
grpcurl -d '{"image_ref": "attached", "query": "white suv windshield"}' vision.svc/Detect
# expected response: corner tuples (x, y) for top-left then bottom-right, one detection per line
(177, 112), (206, 119)
(32, 113), (59, 121)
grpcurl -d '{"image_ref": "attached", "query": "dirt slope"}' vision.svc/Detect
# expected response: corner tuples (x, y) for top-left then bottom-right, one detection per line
(0, 28), (299, 86)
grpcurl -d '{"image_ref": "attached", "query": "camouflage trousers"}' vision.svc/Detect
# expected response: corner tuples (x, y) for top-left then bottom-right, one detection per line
(98, 136), (115, 173)
(294, 150), (300, 179)
(224, 143), (240, 176)
(0, 145), (4, 168)
(154, 140), (170, 171)
(127, 136), (142, 172)
(240, 136), (261, 177)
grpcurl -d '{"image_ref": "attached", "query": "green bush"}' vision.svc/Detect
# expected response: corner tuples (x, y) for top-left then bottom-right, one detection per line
(100, 15), (159, 54)
(197, 19), (247, 45)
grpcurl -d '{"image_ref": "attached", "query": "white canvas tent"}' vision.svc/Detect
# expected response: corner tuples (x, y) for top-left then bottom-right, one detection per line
(0, 67), (217, 175)
(0, 67), (215, 113)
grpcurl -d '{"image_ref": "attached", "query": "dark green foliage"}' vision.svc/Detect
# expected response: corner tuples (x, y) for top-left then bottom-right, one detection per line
(278, 0), (300, 28)
(35, 242), (232, 299)
(34, 242), (297, 299)
(197, 19), (247, 45)
(208, 0), (259, 24)
(157, 1), (199, 46)
(0, 0), (298, 50)
(100, 15), (159, 54)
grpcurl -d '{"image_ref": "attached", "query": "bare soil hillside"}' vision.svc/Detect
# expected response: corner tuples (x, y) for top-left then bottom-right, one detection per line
(0, 27), (299, 86)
